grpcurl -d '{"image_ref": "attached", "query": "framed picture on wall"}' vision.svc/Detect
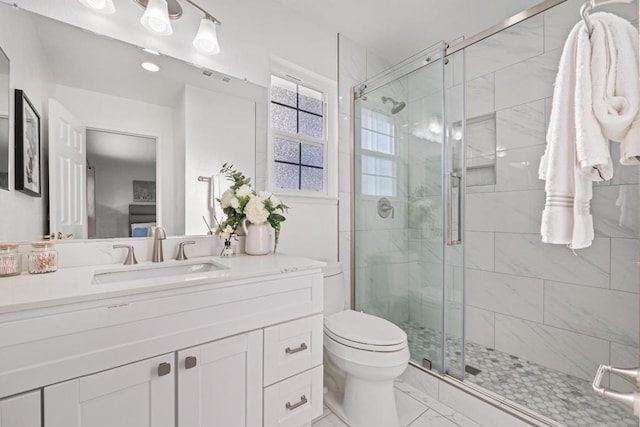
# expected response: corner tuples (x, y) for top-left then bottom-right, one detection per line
(133, 180), (156, 202)
(14, 89), (41, 197)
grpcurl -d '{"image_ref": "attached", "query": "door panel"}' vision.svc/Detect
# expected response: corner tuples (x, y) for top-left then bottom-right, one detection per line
(44, 353), (174, 427)
(48, 99), (87, 239)
(178, 330), (263, 426)
(0, 391), (41, 427)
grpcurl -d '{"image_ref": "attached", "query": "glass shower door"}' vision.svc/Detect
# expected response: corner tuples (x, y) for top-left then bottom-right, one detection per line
(353, 42), (465, 378)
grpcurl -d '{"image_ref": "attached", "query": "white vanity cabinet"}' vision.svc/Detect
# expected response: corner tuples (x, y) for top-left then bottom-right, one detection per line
(44, 353), (175, 427)
(0, 391), (41, 427)
(0, 264), (324, 427)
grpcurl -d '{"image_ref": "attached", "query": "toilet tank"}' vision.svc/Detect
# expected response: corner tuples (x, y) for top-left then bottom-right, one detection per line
(323, 262), (345, 315)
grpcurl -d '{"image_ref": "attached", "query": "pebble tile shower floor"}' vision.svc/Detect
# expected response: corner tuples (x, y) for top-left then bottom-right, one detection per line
(402, 321), (637, 427)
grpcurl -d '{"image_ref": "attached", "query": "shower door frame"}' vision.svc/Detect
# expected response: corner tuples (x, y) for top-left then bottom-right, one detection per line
(351, 40), (467, 378)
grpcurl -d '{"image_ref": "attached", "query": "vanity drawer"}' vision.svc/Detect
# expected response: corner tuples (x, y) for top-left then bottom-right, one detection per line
(263, 365), (323, 427)
(264, 314), (323, 386)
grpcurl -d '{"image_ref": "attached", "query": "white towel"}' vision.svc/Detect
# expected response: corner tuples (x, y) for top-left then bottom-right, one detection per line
(589, 13), (640, 166)
(539, 12), (640, 249)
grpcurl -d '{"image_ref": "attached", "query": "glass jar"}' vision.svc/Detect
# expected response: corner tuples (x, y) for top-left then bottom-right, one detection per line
(0, 243), (21, 277)
(28, 241), (57, 274)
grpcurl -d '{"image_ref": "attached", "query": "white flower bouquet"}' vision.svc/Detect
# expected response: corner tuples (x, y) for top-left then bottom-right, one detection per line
(215, 164), (289, 251)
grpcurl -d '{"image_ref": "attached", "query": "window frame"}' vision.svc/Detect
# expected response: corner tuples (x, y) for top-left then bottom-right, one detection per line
(270, 74), (327, 194)
(267, 61), (337, 199)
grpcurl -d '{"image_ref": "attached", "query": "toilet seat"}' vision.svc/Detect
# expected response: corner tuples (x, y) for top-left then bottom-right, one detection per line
(324, 310), (407, 352)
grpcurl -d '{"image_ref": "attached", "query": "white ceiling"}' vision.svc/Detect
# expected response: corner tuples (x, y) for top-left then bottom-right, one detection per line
(272, 0), (542, 63)
(87, 129), (156, 165)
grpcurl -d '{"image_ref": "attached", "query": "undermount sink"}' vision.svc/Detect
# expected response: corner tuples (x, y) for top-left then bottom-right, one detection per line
(92, 261), (225, 285)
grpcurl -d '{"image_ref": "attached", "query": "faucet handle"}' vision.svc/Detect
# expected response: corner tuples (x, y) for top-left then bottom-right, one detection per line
(113, 245), (138, 265)
(176, 241), (196, 261)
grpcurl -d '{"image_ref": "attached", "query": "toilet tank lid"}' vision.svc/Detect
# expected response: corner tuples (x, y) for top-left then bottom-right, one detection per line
(322, 262), (343, 277)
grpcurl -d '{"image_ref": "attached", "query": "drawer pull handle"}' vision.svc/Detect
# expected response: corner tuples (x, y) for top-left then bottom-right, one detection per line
(185, 356), (197, 370)
(157, 362), (171, 377)
(285, 343), (308, 355)
(285, 395), (308, 411)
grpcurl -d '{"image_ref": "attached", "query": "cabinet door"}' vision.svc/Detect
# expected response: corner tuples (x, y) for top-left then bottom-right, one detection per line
(44, 353), (174, 427)
(178, 330), (263, 427)
(0, 391), (41, 427)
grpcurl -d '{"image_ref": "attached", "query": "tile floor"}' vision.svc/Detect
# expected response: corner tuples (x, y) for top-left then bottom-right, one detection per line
(312, 379), (481, 427)
(402, 321), (637, 427)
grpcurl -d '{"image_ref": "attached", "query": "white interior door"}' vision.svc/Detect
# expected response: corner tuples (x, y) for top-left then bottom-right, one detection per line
(48, 99), (87, 239)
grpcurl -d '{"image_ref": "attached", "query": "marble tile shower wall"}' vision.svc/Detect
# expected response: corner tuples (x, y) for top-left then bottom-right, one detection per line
(460, 5), (640, 390)
(338, 34), (412, 321)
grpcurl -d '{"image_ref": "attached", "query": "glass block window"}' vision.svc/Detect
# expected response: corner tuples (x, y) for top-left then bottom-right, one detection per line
(360, 108), (397, 196)
(271, 75), (326, 192)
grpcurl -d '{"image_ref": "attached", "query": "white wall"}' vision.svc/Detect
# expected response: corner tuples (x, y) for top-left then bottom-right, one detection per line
(0, 7), (54, 242)
(276, 197), (338, 262)
(173, 88), (186, 236)
(51, 84), (177, 234)
(8, 0), (338, 88)
(89, 156), (155, 238)
(183, 85), (256, 235)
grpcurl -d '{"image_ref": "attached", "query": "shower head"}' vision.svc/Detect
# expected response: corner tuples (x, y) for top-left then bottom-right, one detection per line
(381, 96), (406, 114)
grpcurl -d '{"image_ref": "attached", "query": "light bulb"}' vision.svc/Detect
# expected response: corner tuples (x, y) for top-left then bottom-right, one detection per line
(87, 0), (105, 8)
(141, 62), (160, 72)
(78, 0), (116, 14)
(193, 18), (220, 55)
(140, 0), (173, 36)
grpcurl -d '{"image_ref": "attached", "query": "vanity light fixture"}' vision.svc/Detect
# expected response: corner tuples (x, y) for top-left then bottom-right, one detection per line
(193, 16), (220, 55)
(78, 0), (116, 14)
(134, 0), (222, 54)
(141, 62), (160, 72)
(139, 0), (174, 35)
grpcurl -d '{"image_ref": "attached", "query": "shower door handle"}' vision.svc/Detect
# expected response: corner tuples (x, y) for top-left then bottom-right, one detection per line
(446, 171), (462, 246)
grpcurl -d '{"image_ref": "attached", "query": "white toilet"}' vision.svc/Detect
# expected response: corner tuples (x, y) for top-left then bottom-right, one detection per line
(322, 262), (410, 427)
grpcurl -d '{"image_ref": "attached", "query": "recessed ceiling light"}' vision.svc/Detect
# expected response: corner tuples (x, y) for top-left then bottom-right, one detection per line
(142, 48), (160, 56)
(141, 62), (160, 72)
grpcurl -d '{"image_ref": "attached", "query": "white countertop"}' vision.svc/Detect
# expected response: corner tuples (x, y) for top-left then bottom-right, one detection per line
(0, 254), (326, 315)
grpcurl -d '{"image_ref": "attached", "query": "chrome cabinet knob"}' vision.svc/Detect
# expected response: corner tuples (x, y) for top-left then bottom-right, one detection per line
(185, 356), (197, 369)
(157, 362), (171, 377)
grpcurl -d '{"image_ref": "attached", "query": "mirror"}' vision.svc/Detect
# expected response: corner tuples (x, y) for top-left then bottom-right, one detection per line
(0, 46), (8, 190)
(87, 129), (157, 239)
(0, 2), (268, 242)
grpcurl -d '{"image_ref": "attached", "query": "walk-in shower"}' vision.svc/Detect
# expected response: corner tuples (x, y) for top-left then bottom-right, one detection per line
(351, 0), (640, 425)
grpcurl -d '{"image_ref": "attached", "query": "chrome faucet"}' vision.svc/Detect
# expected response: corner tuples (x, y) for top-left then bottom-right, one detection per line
(152, 227), (166, 263)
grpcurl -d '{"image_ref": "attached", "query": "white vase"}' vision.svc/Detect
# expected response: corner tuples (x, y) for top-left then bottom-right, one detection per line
(242, 219), (271, 255)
